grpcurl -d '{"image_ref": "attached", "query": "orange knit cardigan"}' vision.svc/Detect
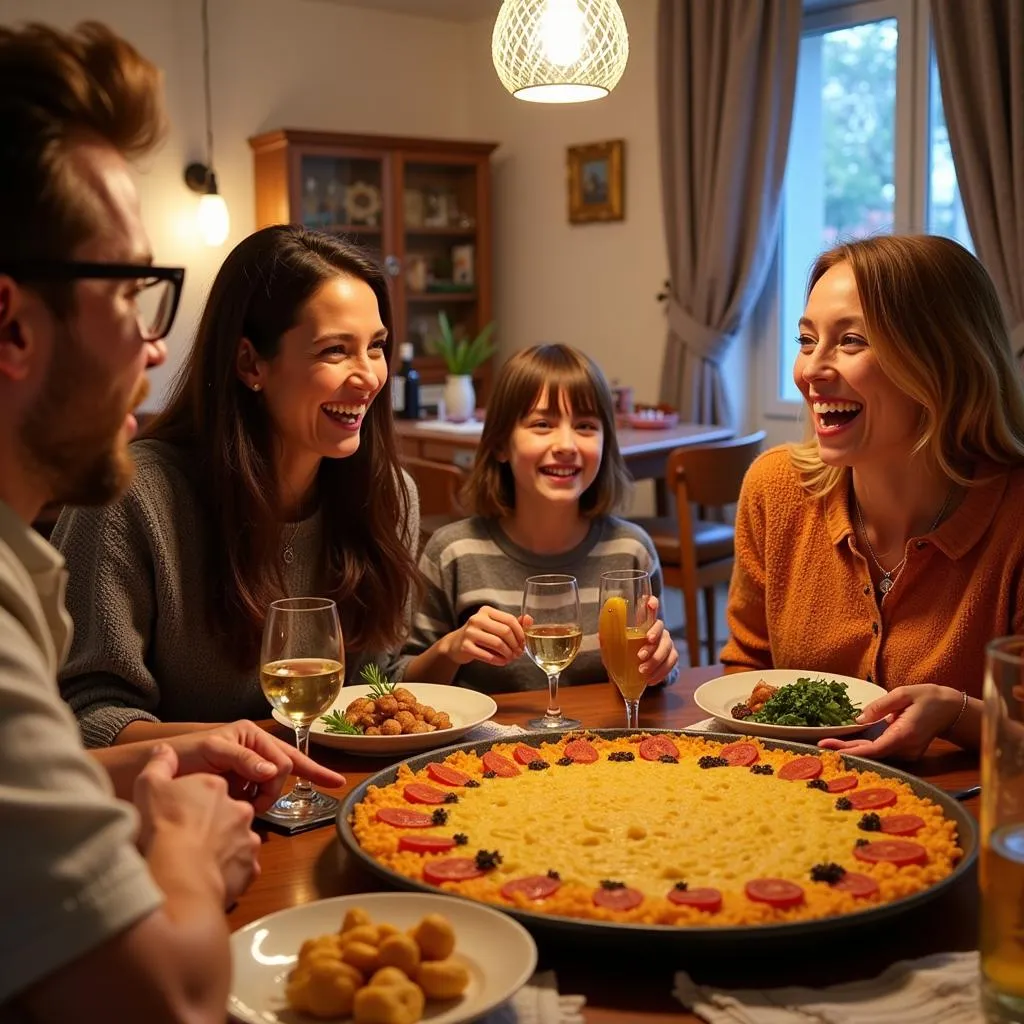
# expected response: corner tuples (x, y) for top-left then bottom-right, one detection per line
(720, 447), (1024, 698)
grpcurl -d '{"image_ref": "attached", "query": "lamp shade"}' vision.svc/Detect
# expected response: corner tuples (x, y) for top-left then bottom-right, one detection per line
(197, 191), (230, 246)
(491, 0), (629, 103)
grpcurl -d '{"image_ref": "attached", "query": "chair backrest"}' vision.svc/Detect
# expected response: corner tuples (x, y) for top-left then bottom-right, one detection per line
(402, 455), (469, 518)
(666, 430), (767, 509)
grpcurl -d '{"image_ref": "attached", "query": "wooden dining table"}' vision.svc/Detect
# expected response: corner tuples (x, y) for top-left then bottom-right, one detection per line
(231, 666), (982, 1023)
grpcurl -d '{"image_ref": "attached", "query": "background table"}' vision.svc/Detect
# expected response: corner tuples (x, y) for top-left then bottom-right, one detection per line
(397, 418), (733, 480)
(230, 667), (981, 1023)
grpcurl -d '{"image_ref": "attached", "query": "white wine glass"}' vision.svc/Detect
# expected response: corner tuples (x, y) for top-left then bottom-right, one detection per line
(260, 597), (344, 820)
(522, 574), (583, 730)
(598, 569), (654, 729)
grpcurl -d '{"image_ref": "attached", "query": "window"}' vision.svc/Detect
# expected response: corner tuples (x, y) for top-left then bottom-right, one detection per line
(766, 0), (973, 413)
(926, 46), (972, 249)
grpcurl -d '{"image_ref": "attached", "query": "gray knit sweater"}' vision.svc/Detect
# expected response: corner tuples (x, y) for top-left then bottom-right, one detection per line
(52, 440), (419, 747)
(403, 515), (676, 694)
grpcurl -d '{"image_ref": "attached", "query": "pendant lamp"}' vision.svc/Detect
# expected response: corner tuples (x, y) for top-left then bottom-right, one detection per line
(491, 0), (629, 103)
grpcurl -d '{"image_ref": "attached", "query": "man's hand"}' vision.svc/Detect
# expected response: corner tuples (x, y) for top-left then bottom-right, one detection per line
(167, 721), (345, 813)
(134, 744), (261, 905)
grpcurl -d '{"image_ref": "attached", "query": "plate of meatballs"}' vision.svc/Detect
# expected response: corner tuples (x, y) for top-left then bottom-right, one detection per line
(275, 681), (499, 756)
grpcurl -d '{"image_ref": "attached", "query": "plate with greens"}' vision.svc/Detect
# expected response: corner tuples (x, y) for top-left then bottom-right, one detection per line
(273, 667), (497, 755)
(694, 670), (888, 741)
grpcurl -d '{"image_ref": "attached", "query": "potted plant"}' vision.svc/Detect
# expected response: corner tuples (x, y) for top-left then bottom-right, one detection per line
(430, 312), (496, 421)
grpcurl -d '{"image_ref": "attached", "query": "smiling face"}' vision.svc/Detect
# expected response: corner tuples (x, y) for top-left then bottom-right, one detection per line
(242, 274), (388, 467)
(504, 386), (604, 510)
(794, 262), (924, 469)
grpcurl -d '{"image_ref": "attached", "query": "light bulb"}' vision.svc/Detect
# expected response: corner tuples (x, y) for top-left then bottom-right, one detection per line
(539, 0), (583, 67)
(197, 191), (229, 246)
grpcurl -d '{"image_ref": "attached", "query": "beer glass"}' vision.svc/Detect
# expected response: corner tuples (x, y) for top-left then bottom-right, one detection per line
(982, 636), (1024, 1022)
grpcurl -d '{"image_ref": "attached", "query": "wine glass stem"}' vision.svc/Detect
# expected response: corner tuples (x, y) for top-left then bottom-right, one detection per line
(545, 672), (562, 720)
(289, 724), (314, 800)
(624, 698), (640, 729)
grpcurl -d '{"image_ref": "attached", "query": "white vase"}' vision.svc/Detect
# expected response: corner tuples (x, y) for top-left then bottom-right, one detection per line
(444, 374), (476, 422)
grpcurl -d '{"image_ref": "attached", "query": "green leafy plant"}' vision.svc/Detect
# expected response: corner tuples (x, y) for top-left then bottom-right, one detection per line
(320, 709), (363, 735)
(429, 312), (496, 375)
(360, 662), (395, 698)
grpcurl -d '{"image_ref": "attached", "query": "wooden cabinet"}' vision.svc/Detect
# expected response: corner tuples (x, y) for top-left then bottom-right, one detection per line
(249, 129), (498, 398)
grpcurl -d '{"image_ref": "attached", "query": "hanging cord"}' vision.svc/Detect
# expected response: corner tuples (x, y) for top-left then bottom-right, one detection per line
(201, 0), (215, 178)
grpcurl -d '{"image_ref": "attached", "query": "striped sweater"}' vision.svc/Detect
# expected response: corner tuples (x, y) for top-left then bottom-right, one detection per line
(404, 515), (674, 694)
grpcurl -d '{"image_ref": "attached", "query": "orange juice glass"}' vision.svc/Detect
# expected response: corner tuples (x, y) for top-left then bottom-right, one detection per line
(598, 570), (653, 728)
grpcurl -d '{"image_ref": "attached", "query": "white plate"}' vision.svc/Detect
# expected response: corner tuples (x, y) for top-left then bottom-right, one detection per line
(693, 669), (888, 741)
(228, 891), (537, 1024)
(272, 682), (498, 756)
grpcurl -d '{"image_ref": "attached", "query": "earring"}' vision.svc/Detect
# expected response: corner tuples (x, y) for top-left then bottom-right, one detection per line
(251, 383), (261, 392)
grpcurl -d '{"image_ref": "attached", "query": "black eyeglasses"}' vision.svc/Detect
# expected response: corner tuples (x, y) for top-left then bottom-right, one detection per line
(1, 261), (186, 342)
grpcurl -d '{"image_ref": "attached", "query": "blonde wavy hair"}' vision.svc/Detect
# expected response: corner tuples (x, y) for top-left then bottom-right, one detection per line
(788, 234), (1024, 497)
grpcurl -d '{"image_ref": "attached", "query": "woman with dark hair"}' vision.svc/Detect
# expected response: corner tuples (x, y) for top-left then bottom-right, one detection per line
(721, 234), (1024, 760)
(402, 343), (677, 694)
(53, 225), (420, 746)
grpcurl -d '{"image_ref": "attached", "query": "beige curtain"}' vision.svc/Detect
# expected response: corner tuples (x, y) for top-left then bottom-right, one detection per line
(657, 0), (801, 424)
(932, 0), (1024, 362)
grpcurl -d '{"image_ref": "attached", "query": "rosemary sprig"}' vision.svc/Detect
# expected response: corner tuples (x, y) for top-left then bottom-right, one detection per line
(360, 662), (395, 698)
(320, 709), (363, 735)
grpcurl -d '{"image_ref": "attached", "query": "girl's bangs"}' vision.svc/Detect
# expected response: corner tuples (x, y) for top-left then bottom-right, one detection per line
(525, 364), (602, 418)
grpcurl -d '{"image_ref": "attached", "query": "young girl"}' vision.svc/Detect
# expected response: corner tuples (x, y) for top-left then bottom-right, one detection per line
(402, 344), (678, 693)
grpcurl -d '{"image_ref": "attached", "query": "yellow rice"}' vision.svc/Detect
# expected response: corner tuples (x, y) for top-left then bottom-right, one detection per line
(350, 733), (963, 927)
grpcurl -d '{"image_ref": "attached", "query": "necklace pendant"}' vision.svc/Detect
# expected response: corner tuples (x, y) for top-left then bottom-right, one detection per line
(878, 575), (893, 595)
(282, 546), (295, 565)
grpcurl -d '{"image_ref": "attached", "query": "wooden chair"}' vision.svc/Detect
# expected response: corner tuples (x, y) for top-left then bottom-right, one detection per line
(632, 431), (766, 667)
(401, 455), (469, 549)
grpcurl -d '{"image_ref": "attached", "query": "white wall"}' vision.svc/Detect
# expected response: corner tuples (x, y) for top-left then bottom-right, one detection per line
(5, 0), (759, 435)
(5, 0), (476, 404)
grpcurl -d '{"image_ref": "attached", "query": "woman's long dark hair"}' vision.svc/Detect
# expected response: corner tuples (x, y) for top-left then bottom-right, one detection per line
(145, 225), (416, 668)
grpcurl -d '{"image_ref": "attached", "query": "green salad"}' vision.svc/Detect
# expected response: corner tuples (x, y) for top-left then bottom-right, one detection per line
(749, 678), (861, 727)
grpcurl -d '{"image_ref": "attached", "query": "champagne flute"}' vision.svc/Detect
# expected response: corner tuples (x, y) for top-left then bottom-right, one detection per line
(598, 569), (654, 729)
(260, 597), (344, 820)
(522, 574), (583, 730)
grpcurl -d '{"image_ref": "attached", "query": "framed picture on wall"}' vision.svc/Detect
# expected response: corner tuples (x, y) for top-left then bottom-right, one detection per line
(567, 139), (625, 224)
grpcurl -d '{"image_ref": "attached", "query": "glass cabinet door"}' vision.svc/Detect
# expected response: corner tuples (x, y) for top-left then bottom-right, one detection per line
(401, 160), (480, 360)
(297, 153), (387, 253)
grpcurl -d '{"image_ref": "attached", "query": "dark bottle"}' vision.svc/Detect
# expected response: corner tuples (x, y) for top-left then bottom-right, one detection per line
(395, 342), (420, 420)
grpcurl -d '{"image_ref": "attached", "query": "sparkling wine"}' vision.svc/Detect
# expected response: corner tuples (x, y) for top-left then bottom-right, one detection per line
(260, 657), (344, 725)
(525, 625), (583, 674)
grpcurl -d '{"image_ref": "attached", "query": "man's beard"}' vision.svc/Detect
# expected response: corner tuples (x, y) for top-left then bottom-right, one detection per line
(20, 321), (146, 507)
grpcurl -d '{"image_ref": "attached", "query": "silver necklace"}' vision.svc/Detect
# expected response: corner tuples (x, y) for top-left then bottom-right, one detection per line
(281, 521), (301, 565)
(854, 486), (954, 597)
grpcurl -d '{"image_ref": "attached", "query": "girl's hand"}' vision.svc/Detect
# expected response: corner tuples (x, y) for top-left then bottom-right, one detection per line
(637, 596), (678, 685)
(817, 684), (964, 761)
(443, 606), (526, 666)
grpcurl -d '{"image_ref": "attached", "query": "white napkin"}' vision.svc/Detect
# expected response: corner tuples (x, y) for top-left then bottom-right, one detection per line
(686, 717), (724, 733)
(674, 951), (983, 1024)
(482, 971), (586, 1024)
(465, 720), (527, 741)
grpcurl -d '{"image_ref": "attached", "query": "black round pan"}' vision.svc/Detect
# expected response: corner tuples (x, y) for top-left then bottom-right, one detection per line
(336, 728), (977, 946)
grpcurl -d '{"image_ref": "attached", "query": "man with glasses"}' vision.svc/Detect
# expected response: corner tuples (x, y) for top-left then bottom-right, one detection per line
(0, 21), (341, 1022)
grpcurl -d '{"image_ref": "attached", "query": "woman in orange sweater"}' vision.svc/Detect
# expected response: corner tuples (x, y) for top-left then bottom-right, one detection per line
(720, 234), (1024, 759)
